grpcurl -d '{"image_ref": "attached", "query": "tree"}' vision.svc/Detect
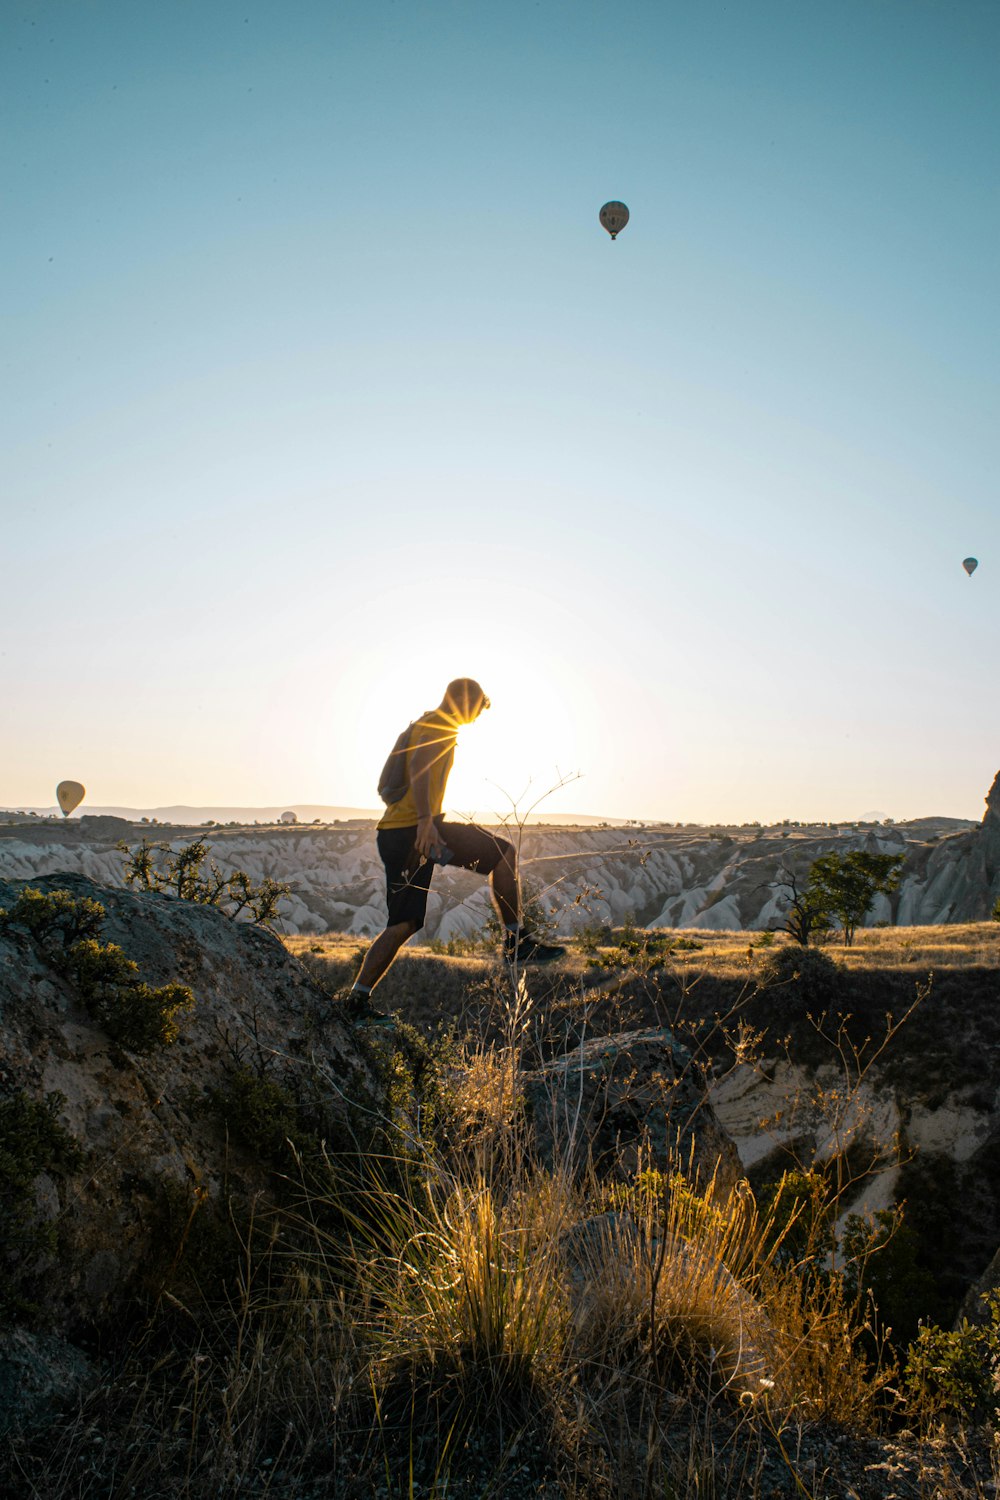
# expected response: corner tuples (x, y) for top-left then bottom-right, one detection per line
(772, 865), (833, 946)
(806, 850), (904, 947)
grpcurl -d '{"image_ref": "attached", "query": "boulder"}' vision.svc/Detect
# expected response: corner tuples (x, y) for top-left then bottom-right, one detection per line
(0, 873), (370, 1339)
(0, 1328), (95, 1437)
(523, 1028), (742, 1196)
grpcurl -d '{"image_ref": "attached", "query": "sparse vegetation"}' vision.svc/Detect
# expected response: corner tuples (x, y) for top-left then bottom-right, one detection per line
(5, 915), (1000, 1497)
(427, 931), (494, 957)
(118, 835), (291, 927)
(0, 885), (195, 1050)
(586, 914), (700, 971)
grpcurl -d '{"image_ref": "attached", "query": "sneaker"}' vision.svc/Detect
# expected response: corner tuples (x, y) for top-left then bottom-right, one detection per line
(343, 992), (396, 1029)
(502, 931), (566, 965)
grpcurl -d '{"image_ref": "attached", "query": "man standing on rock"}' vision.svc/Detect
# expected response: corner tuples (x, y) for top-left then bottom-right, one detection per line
(345, 677), (564, 1026)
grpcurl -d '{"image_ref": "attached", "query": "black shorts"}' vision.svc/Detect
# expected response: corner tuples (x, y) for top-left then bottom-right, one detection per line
(377, 818), (513, 930)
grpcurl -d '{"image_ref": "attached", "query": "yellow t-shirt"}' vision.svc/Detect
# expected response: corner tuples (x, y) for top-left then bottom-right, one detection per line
(377, 712), (457, 830)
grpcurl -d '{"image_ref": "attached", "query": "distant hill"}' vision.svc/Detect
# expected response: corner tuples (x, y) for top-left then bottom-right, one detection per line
(0, 783), (994, 939)
(1, 804), (627, 828)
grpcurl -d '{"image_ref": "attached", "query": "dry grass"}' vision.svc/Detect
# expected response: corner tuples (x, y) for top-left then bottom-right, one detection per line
(285, 920), (1000, 987)
(7, 930), (1000, 1498)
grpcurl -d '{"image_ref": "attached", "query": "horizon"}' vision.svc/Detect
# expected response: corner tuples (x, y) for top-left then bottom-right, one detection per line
(0, 799), (984, 831)
(3, 1), (997, 825)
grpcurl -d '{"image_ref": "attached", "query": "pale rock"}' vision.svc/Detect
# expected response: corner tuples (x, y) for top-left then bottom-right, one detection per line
(2, 772), (998, 940)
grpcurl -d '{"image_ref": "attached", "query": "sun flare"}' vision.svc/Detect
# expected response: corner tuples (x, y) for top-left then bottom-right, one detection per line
(350, 634), (587, 824)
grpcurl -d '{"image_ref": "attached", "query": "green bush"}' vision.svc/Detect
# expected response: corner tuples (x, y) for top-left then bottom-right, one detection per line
(0, 886), (104, 951)
(904, 1294), (1000, 1430)
(70, 937), (194, 1050)
(210, 1065), (306, 1164)
(1, 887), (194, 1052)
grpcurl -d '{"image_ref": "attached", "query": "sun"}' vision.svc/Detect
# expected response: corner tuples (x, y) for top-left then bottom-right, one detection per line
(348, 630), (587, 823)
(445, 670), (581, 822)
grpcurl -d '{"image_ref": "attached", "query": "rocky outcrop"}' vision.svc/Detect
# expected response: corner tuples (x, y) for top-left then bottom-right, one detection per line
(0, 873), (367, 1338)
(524, 1028), (742, 1195)
(695, 963), (1000, 1322)
(3, 771), (998, 938)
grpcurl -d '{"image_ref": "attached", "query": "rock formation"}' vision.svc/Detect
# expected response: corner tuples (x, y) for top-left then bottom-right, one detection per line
(0, 873), (366, 1336)
(3, 769), (998, 939)
(524, 1029), (742, 1194)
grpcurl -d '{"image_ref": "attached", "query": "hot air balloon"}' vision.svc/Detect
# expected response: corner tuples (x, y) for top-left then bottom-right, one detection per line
(599, 201), (629, 240)
(56, 780), (85, 817)
(963, 557), (979, 577)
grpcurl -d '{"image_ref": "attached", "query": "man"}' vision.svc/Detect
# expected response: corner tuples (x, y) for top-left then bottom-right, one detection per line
(345, 677), (564, 1025)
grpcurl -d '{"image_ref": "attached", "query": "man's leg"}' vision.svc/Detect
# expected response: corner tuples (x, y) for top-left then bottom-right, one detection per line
(438, 822), (565, 965)
(487, 840), (520, 927)
(354, 919), (418, 991)
(439, 823), (518, 921)
(345, 827), (431, 1019)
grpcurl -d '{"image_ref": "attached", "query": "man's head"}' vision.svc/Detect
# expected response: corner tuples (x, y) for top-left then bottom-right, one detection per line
(442, 677), (490, 725)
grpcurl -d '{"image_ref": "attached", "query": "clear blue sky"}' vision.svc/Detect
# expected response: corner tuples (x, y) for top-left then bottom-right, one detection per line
(3, 0), (997, 823)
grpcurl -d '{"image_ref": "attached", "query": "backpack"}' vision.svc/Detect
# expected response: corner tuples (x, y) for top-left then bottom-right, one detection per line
(377, 722), (415, 805)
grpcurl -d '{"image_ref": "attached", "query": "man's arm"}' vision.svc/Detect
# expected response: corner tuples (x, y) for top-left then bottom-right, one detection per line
(410, 737), (445, 860)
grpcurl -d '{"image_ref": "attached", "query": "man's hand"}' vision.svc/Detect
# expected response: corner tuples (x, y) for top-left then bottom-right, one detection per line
(414, 816), (444, 862)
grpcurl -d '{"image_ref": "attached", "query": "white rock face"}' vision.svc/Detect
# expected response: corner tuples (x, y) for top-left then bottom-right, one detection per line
(709, 1056), (999, 1244)
(1, 779), (997, 939)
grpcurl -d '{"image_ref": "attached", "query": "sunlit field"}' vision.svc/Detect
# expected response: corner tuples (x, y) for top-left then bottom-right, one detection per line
(285, 919), (1000, 981)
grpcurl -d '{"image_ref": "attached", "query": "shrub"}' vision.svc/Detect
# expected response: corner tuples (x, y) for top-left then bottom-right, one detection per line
(118, 837), (290, 927)
(841, 1207), (940, 1350)
(210, 1065), (306, 1165)
(70, 937), (194, 1050)
(904, 1294), (1000, 1430)
(0, 887), (194, 1052)
(759, 1168), (836, 1268)
(755, 943), (842, 1010)
(0, 886), (104, 951)
(588, 916), (679, 971)
(575, 920), (613, 955)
